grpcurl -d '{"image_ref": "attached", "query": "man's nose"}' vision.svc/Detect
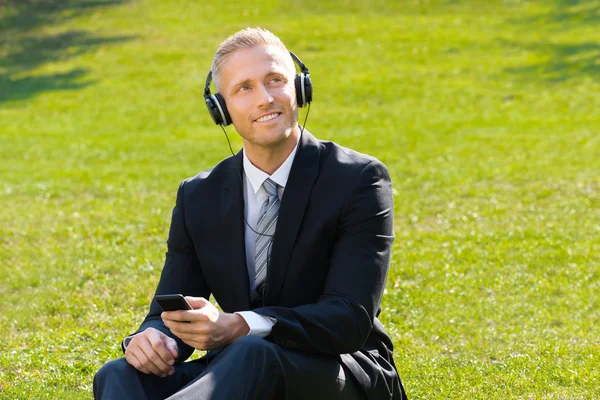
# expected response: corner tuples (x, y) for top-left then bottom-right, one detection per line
(256, 85), (274, 107)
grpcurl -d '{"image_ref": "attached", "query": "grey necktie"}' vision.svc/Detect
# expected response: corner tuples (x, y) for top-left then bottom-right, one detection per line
(253, 178), (280, 299)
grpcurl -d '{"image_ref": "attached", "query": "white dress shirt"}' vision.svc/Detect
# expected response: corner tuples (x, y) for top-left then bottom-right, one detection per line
(235, 137), (300, 337)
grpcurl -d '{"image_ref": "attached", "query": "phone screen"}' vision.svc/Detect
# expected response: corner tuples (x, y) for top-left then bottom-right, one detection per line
(154, 294), (193, 312)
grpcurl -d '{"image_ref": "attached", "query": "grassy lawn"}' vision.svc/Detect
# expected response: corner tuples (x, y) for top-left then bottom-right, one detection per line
(1, 0), (599, 398)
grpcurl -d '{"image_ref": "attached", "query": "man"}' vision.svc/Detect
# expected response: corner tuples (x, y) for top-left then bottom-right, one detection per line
(94, 27), (406, 399)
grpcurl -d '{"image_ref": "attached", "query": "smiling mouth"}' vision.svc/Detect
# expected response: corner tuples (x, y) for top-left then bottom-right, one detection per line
(255, 112), (281, 123)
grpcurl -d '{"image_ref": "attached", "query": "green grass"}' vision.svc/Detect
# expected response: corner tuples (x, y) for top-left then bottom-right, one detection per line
(1, 0), (599, 398)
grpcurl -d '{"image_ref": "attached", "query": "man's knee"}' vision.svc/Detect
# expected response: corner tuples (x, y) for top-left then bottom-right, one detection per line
(224, 336), (281, 368)
(202, 336), (285, 397)
(94, 358), (134, 395)
(95, 357), (131, 383)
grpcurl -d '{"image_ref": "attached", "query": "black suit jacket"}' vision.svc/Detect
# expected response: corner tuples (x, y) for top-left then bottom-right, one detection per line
(131, 131), (406, 399)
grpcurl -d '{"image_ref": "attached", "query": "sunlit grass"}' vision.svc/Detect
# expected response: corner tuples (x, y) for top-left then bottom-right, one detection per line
(1, 0), (599, 398)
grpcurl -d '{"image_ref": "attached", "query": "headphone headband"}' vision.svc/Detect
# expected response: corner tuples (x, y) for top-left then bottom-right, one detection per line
(204, 71), (213, 98)
(289, 51), (309, 75)
(204, 51), (309, 97)
(204, 50), (312, 126)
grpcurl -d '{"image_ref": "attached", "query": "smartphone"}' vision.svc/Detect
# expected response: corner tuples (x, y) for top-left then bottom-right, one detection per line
(154, 294), (193, 312)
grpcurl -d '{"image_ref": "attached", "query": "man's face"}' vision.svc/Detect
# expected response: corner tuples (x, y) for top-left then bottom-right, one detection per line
(218, 45), (299, 151)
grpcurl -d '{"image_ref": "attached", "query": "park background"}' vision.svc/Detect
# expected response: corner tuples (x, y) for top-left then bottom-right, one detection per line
(1, 0), (599, 398)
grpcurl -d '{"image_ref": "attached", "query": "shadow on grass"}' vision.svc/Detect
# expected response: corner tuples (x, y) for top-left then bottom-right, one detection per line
(0, 0), (133, 103)
(503, 40), (600, 84)
(512, 0), (600, 28)
(503, 0), (600, 84)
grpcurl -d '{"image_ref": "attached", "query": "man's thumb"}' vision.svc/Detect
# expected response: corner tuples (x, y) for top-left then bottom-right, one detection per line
(184, 296), (210, 309)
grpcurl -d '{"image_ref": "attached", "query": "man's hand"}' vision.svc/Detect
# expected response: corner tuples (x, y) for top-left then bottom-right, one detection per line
(162, 297), (250, 350)
(124, 327), (179, 377)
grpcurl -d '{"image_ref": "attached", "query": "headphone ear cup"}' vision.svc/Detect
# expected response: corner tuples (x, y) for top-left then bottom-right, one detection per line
(294, 74), (304, 107)
(214, 93), (232, 126)
(205, 95), (223, 126)
(295, 73), (312, 108)
(303, 74), (313, 105)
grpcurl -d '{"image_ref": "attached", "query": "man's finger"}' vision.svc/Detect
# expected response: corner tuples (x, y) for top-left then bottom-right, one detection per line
(162, 309), (206, 323)
(181, 338), (209, 351)
(166, 319), (206, 334)
(126, 349), (151, 375)
(136, 345), (165, 376)
(170, 330), (199, 343)
(163, 336), (180, 359)
(149, 335), (176, 367)
(139, 339), (172, 376)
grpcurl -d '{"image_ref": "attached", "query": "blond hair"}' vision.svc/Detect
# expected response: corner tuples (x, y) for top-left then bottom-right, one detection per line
(211, 27), (295, 91)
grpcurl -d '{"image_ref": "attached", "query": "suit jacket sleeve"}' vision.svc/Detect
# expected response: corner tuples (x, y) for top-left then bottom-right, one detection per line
(124, 181), (212, 361)
(254, 159), (394, 355)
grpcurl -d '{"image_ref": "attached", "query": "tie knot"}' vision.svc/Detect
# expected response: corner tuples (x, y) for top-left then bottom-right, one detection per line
(263, 178), (279, 198)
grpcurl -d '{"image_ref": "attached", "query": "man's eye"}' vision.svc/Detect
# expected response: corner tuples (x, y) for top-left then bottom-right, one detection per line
(239, 85), (250, 92)
(270, 78), (282, 84)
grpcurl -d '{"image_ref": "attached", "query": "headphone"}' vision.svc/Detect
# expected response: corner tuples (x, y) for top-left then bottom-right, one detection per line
(204, 51), (313, 126)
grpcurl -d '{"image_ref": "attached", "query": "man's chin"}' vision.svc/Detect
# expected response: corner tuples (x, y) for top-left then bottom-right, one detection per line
(250, 131), (294, 149)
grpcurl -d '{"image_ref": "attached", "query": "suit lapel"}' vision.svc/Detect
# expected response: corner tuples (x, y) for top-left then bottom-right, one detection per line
(221, 151), (251, 310)
(267, 131), (321, 303)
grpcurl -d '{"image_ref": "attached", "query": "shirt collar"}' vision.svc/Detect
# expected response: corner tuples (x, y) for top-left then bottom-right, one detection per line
(243, 137), (300, 194)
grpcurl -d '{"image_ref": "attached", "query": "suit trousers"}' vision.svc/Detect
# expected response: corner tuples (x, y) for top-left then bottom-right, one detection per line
(94, 336), (365, 400)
